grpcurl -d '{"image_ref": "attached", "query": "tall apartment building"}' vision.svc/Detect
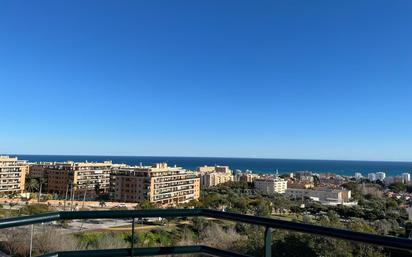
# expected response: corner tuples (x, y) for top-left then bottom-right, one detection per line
(198, 165), (234, 189)
(31, 160), (123, 199)
(368, 173), (377, 181)
(111, 163), (200, 205)
(402, 173), (411, 183)
(376, 172), (386, 181)
(0, 156), (28, 194)
(254, 177), (287, 194)
(201, 172), (234, 189)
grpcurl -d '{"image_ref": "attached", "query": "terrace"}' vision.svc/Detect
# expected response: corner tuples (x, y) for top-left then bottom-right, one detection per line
(0, 208), (411, 257)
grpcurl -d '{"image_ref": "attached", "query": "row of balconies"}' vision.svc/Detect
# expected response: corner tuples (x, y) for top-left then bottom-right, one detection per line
(154, 188), (195, 197)
(153, 177), (197, 183)
(153, 181), (194, 189)
(154, 185), (194, 193)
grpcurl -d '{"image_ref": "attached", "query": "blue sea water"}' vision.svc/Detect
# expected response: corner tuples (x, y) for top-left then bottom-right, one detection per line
(11, 155), (412, 177)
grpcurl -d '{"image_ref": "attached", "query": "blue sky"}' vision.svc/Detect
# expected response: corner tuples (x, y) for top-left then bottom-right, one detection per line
(1, 1), (412, 161)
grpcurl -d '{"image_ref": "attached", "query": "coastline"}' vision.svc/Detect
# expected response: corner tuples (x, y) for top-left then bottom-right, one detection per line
(10, 154), (412, 177)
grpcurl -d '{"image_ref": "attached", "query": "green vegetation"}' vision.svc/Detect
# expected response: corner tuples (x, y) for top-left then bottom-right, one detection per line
(19, 204), (50, 215)
(180, 181), (410, 256)
(0, 180), (410, 257)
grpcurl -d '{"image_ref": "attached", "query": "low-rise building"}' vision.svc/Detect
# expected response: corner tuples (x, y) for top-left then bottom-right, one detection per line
(0, 156), (28, 194)
(287, 180), (314, 189)
(111, 163), (200, 205)
(354, 173), (363, 180)
(295, 172), (314, 182)
(254, 177), (287, 194)
(318, 173), (344, 186)
(235, 172), (258, 183)
(285, 188), (352, 204)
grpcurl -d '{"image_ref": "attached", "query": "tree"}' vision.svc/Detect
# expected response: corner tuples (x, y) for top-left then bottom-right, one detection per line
(94, 182), (101, 198)
(82, 179), (91, 208)
(8, 202), (17, 216)
(25, 178), (40, 193)
(99, 200), (106, 208)
(388, 182), (406, 193)
(38, 178), (45, 202)
(19, 204), (50, 215)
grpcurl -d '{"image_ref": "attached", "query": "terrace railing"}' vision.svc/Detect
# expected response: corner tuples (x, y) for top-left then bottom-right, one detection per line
(0, 208), (411, 257)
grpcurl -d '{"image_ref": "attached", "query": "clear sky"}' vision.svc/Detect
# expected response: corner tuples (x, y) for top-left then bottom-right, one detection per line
(1, 1), (411, 161)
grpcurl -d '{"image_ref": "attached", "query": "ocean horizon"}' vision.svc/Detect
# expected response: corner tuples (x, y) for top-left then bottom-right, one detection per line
(8, 154), (412, 177)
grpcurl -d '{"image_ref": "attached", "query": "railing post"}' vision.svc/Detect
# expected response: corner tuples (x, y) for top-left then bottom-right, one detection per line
(131, 218), (135, 257)
(264, 226), (272, 257)
(29, 224), (34, 257)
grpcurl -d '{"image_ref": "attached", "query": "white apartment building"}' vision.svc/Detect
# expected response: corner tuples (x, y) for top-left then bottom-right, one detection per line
(376, 172), (386, 181)
(368, 173), (377, 181)
(354, 173), (363, 180)
(254, 177), (287, 194)
(285, 188), (352, 205)
(402, 173), (410, 183)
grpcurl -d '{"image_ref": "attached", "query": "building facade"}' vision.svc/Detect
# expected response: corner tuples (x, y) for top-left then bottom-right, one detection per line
(31, 161), (122, 199)
(235, 173), (257, 183)
(200, 172), (234, 188)
(368, 173), (377, 181)
(198, 165), (234, 189)
(111, 163), (200, 205)
(376, 172), (386, 181)
(0, 156), (28, 194)
(402, 173), (410, 183)
(285, 188), (351, 204)
(254, 177), (287, 194)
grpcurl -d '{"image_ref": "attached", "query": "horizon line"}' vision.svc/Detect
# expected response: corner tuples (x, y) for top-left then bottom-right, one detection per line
(3, 152), (412, 164)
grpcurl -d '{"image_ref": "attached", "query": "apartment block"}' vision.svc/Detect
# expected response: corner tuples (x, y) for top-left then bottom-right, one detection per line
(197, 165), (231, 174)
(32, 160), (123, 199)
(111, 163), (200, 205)
(198, 165), (233, 189)
(235, 172), (257, 183)
(0, 156), (28, 194)
(201, 172), (234, 189)
(254, 177), (287, 194)
(402, 173), (411, 183)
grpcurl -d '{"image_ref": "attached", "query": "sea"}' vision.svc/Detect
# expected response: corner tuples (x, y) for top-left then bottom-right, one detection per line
(11, 155), (412, 177)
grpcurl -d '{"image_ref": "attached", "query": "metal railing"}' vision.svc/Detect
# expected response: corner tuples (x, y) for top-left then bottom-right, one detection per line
(0, 208), (411, 257)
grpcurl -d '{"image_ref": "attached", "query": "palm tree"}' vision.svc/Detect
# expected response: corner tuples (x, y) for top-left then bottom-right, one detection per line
(82, 179), (91, 208)
(38, 178), (45, 202)
(25, 179), (39, 193)
(70, 183), (77, 211)
(63, 180), (71, 211)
